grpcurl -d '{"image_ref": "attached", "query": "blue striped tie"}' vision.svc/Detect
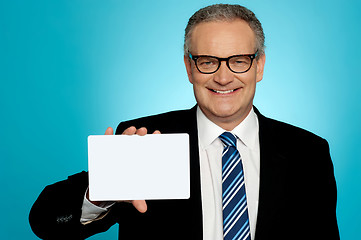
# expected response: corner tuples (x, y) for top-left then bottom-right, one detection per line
(219, 132), (251, 240)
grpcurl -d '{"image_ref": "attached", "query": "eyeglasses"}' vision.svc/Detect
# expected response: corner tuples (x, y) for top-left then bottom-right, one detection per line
(189, 51), (258, 74)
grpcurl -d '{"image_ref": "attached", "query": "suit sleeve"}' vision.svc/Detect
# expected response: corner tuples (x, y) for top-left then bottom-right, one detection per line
(29, 171), (118, 239)
(310, 138), (340, 239)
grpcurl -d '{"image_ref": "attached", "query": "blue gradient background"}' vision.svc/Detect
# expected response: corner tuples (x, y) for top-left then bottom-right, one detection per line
(1, 0), (360, 239)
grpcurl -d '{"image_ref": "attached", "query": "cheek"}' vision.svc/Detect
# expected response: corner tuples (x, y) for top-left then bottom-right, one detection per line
(238, 71), (257, 86)
(192, 81), (210, 101)
(193, 83), (205, 96)
(191, 72), (211, 86)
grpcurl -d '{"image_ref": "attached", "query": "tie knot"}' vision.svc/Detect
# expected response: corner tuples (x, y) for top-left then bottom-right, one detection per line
(219, 132), (237, 148)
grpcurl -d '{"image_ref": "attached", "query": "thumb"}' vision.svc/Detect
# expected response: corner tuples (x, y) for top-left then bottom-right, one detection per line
(132, 200), (147, 213)
(104, 127), (114, 135)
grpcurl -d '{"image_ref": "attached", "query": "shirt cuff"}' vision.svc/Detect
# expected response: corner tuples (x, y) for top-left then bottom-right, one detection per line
(80, 188), (115, 224)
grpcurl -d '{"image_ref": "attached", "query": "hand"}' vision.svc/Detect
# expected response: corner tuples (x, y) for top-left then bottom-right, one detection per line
(87, 127), (160, 212)
(86, 127), (116, 206)
(120, 126), (160, 213)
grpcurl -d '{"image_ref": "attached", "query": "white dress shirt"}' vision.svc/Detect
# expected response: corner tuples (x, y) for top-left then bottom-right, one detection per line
(197, 107), (260, 239)
(81, 107), (260, 239)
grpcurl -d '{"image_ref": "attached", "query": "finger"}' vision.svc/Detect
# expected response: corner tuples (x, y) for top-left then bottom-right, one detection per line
(132, 200), (147, 213)
(104, 127), (114, 135)
(122, 126), (137, 135)
(136, 127), (148, 136)
(153, 130), (161, 134)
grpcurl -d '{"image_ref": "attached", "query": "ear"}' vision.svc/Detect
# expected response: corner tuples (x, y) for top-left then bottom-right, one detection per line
(255, 53), (266, 83)
(184, 55), (194, 84)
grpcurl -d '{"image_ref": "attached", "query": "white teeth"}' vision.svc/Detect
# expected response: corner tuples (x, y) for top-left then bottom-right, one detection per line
(213, 89), (234, 94)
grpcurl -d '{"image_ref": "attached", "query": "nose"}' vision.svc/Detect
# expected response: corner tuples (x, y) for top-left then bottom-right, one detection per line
(213, 61), (234, 85)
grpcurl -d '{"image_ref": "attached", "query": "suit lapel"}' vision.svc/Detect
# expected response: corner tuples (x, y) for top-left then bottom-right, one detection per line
(254, 108), (287, 239)
(168, 106), (203, 238)
(184, 106), (203, 238)
(189, 106), (289, 239)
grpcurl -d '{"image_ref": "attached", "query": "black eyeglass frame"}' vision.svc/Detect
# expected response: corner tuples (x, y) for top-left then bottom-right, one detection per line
(189, 51), (258, 74)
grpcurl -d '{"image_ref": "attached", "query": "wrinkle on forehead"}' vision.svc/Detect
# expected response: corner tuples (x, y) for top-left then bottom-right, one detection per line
(190, 19), (256, 57)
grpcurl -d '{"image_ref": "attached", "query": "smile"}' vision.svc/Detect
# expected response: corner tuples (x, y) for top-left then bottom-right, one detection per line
(209, 88), (240, 94)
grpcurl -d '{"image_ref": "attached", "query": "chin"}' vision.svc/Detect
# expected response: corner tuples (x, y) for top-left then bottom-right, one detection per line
(214, 105), (239, 115)
(211, 108), (239, 120)
(216, 104), (251, 118)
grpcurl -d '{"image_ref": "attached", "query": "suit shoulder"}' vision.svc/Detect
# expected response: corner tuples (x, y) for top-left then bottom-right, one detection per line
(39, 171), (88, 197)
(260, 115), (327, 146)
(115, 108), (195, 134)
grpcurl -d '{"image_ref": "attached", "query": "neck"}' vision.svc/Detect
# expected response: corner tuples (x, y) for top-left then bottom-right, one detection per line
(201, 105), (253, 131)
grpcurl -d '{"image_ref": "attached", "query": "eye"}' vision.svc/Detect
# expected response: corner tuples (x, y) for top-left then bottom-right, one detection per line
(197, 57), (218, 69)
(230, 56), (251, 66)
(235, 60), (246, 64)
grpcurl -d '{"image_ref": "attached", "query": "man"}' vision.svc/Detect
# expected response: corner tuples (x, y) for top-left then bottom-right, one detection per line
(29, 4), (339, 240)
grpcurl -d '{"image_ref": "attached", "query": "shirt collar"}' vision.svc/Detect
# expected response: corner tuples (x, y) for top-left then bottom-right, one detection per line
(196, 106), (259, 150)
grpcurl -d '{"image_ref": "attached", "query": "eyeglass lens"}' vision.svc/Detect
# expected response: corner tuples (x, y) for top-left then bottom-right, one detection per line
(196, 55), (253, 73)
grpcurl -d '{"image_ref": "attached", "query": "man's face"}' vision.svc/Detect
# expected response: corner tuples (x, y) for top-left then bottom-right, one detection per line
(184, 19), (266, 130)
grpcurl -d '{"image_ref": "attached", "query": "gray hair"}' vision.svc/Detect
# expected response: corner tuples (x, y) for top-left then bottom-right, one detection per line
(184, 4), (265, 57)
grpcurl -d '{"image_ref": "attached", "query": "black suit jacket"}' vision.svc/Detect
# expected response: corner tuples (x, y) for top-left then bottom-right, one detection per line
(29, 106), (339, 239)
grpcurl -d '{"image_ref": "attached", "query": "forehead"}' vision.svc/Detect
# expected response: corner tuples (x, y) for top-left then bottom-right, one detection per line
(190, 19), (256, 56)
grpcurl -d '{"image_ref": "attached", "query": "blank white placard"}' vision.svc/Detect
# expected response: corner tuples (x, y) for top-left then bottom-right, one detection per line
(88, 134), (190, 201)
